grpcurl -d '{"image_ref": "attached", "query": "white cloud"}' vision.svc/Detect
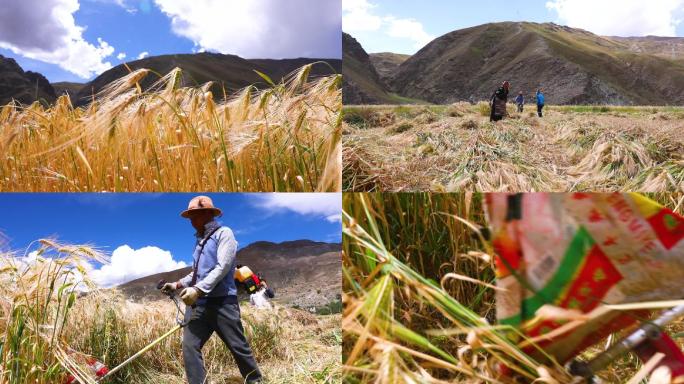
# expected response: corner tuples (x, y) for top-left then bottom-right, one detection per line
(252, 193), (341, 222)
(546, 0), (684, 36)
(342, 0), (434, 50)
(326, 214), (342, 223)
(153, 0), (341, 58)
(0, 0), (115, 79)
(111, 0), (138, 13)
(5, 251), (93, 291)
(116, 52), (127, 60)
(343, 0), (382, 31)
(90, 245), (186, 287)
(384, 16), (434, 49)
(136, 51), (149, 59)
(86, 0), (138, 13)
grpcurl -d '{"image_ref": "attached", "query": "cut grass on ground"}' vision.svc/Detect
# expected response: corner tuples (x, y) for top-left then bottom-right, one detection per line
(343, 103), (684, 192)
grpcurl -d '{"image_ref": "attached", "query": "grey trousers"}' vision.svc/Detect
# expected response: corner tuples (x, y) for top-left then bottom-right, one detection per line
(182, 301), (262, 384)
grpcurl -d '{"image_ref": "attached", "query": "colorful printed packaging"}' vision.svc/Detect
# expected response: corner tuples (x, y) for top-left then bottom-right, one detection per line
(485, 193), (684, 363)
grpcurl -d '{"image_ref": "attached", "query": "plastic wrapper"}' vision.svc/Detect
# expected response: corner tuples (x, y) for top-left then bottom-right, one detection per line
(485, 193), (684, 363)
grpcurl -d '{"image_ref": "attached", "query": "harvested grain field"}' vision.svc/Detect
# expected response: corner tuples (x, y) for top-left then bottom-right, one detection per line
(343, 103), (684, 192)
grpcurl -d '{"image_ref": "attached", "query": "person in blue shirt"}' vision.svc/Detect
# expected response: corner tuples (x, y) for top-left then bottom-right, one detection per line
(162, 196), (262, 384)
(536, 89), (545, 117)
(515, 91), (524, 113)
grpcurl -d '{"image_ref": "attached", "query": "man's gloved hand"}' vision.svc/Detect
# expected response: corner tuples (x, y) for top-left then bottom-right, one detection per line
(161, 282), (180, 294)
(180, 287), (202, 306)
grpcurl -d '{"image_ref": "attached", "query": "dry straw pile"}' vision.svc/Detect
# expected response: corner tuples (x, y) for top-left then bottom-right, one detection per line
(0, 64), (341, 192)
(343, 104), (684, 192)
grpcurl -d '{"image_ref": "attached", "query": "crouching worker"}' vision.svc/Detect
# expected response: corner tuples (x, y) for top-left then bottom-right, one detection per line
(489, 81), (510, 122)
(161, 196), (262, 384)
(235, 265), (275, 309)
(250, 281), (275, 310)
(515, 91), (524, 113)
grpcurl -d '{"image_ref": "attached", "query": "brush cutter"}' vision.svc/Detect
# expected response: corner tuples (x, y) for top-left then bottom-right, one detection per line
(567, 304), (684, 383)
(65, 280), (189, 383)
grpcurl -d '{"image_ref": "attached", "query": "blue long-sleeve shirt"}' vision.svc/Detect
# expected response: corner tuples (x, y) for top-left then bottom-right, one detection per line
(536, 92), (545, 105)
(179, 220), (238, 295)
(515, 95), (524, 104)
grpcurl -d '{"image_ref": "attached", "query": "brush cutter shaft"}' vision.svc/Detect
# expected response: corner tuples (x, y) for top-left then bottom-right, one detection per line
(97, 324), (182, 382)
(572, 304), (684, 378)
(90, 280), (190, 382)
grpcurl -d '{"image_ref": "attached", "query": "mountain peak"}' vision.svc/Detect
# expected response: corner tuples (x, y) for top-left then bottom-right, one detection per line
(0, 55), (56, 105)
(73, 53), (340, 106)
(344, 22), (684, 105)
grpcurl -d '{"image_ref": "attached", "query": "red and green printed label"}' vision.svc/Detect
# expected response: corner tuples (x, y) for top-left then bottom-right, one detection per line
(646, 209), (684, 250)
(501, 226), (622, 330)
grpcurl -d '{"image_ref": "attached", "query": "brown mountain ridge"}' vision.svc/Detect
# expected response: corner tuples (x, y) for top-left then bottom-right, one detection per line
(0, 53), (340, 106)
(74, 53), (341, 106)
(0, 54), (56, 105)
(117, 240), (341, 310)
(344, 22), (684, 105)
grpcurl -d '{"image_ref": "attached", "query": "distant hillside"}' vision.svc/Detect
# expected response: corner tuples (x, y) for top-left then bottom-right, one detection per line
(0, 55), (55, 105)
(117, 240), (341, 309)
(52, 82), (83, 100)
(346, 22), (684, 105)
(74, 53), (341, 106)
(369, 52), (411, 87)
(609, 36), (684, 59)
(342, 33), (394, 104)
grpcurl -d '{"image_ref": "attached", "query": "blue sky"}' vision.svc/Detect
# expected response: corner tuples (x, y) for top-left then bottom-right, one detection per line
(0, 0), (341, 82)
(343, 0), (684, 54)
(0, 193), (341, 286)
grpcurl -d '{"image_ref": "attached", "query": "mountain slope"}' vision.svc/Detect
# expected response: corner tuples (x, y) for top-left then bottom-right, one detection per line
(388, 22), (684, 105)
(117, 240), (341, 309)
(0, 55), (56, 105)
(342, 33), (394, 104)
(74, 53), (341, 106)
(51, 82), (83, 99)
(369, 52), (411, 87)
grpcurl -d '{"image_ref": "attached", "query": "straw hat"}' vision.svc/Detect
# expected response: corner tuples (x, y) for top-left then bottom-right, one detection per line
(180, 196), (222, 218)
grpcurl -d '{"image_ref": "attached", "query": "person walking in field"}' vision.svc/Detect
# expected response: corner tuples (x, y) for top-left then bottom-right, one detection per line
(536, 88), (545, 117)
(161, 196), (262, 384)
(490, 81), (510, 122)
(515, 91), (524, 113)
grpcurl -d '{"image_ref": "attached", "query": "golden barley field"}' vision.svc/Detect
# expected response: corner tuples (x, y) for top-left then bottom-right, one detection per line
(343, 103), (684, 192)
(0, 240), (341, 384)
(0, 64), (341, 192)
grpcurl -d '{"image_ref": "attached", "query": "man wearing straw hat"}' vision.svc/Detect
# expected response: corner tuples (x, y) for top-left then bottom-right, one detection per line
(161, 196), (262, 384)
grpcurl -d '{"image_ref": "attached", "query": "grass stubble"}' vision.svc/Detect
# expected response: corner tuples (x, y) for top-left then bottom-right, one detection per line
(343, 103), (684, 192)
(342, 192), (684, 383)
(0, 64), (341, 192)
(0, 239), (341, 384)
